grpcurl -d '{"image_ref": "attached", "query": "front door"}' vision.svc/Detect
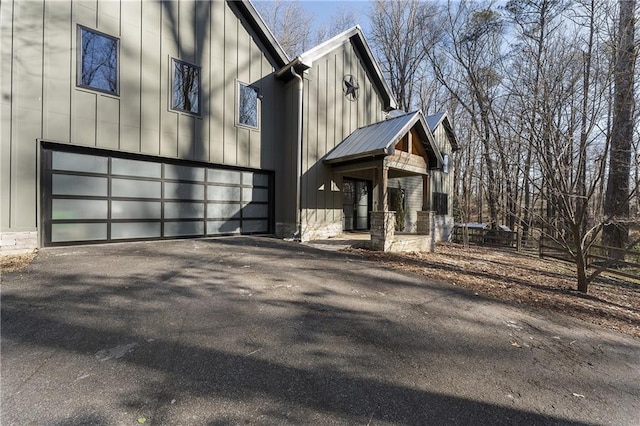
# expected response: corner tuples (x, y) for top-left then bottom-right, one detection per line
(343, 179), (371, 231)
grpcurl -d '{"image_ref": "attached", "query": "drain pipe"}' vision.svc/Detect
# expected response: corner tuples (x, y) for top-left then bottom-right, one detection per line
(291, 66), (303, 241)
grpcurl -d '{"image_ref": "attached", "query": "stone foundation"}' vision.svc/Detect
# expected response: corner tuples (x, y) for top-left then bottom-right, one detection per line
(1, 231), (38, 255)
(387, 234), (432, 252)
(300, 221), (343, 242)
(370, 211), (395, 251)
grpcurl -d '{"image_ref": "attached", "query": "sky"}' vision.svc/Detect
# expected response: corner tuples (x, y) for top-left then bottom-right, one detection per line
(267, 0), (374, 38)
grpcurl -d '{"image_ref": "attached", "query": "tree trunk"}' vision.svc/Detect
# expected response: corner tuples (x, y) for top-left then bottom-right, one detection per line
(603, 0), (636, 260)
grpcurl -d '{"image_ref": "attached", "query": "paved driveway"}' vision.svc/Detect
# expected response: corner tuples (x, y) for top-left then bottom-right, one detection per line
(2, 237), (639, 425)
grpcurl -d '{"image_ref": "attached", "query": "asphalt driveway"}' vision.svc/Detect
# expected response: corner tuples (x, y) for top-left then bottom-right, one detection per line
(2, 237), (639, 425)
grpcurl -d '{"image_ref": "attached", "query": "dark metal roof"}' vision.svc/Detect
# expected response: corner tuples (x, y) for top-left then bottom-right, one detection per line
(324, 111), (442, 167)
(426, 111), (459, 152)
(426, 112), (445, 132)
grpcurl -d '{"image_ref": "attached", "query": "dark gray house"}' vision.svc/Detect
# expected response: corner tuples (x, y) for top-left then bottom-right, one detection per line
(1, 0), (457, 254)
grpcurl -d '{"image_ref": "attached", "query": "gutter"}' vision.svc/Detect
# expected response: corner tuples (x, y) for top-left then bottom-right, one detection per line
(290, 66), (304, 241)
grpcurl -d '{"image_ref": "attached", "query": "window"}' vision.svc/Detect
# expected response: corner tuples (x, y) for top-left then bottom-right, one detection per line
(433, 192), (448, 215)
(443, 154), (450, 174)
(78, 26), (118, 94)
(238, 82), (260, 128)
(171, 59), (200, 114)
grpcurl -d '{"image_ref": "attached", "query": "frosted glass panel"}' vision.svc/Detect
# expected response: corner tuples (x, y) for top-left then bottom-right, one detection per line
(243, 220), (268, 233)
(207, 203), (241, 219)
(242, 203), (268, 218)
(207, 220), (240, 235)
(112, 158), (161, 178)
(165, 202), (205, 219)
(112, 179), (161, 198)
(112, 222), (161, 239)
(112, 201), (161, 219)
(52, 151), (108, 173)
(165, 182), (205, 200)
(165, 164), (205, 181)
(242, 187), (268, 202)
(51, 223), (107, 242)
(207, 169), (241, 184)
(52, 199), (108, 220)
(52, 174), (108, 197)
(208, 186), (241, 201)
(164, 221), (204, 236)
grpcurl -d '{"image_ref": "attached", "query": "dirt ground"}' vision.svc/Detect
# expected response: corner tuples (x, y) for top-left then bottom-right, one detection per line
(348, 243), (640, 340)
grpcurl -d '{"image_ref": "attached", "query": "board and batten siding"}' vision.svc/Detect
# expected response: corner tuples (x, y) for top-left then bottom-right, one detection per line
(299, 41), (386, 239)
(430, 125), (455, 214)
(1, 0), (284, 242)
(430, 124), (455, 240)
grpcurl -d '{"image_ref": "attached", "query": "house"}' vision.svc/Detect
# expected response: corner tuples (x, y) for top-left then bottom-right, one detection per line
(0, 0), (458, 254)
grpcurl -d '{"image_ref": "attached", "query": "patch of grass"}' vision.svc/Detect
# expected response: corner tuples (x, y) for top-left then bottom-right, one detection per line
(1, 252), (37, 273)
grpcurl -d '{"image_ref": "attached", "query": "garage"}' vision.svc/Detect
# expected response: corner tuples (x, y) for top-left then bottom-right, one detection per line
(41, 144), (272, 246)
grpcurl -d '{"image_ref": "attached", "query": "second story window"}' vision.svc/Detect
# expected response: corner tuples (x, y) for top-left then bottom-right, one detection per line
(238, 82), (260, 129)
(443, 154), (450, 174)
(78, 26), (119, 94)
(171, 59), (200, 115)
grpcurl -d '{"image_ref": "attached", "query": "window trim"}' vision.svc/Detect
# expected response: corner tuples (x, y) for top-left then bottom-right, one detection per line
(170, 57), (202, 116)
(76, 25), (120, 96)
(236, 80), (261, 130)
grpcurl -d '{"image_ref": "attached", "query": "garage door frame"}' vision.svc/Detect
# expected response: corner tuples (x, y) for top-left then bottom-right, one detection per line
(40, 142), (274, 246)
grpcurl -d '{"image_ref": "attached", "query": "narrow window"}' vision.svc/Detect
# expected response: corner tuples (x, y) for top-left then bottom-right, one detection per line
(433, 192), (448, 215)
(171, 59), (200, 115)
(78, 26), (119, 94)
(238, 82), (260, 129)
(443, 154), (450, 174)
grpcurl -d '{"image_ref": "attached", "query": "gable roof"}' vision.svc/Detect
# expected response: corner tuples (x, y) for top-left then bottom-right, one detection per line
(276, 26), (397, 111)
(228, 0), (290, 69)
(425, 111), (459, 152)
(324, 111), (442, 167)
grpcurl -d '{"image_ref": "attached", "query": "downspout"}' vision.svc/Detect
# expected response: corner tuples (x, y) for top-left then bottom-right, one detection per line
(291, 66), (303, 241)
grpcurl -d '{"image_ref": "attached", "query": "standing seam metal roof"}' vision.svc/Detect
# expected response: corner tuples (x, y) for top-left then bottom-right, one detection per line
(324, 112), (422, 163)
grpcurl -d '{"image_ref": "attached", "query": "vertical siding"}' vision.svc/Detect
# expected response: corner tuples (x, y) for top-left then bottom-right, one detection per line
(5, 0), (44, 230)
(300, 41), (386, 235)
(120, 0), (141, 152)
(0, 0), (13, 230)
(3, 0), (284, 235)
(431, 125), (454, 215)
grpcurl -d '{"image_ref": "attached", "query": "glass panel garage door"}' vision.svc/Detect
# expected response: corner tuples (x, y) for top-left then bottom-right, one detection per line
(41, 146), (272, 246)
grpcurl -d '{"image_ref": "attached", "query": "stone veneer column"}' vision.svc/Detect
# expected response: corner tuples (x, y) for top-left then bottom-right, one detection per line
(416, 211), (434, 235)
(371, 211), (396, 251)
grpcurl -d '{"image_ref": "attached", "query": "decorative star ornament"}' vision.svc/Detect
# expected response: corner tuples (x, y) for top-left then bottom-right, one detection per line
(343, 74), (359, 101)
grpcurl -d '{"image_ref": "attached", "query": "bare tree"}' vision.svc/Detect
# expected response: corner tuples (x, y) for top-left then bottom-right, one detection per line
(315, 5), (358, 44)
(253, 0), (314, 57)
(369, 0), (442, 111)
(429, 1), (505, 229)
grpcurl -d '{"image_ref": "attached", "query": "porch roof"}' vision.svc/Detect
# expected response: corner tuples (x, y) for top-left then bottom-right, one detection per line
(323, 111), (442, 167)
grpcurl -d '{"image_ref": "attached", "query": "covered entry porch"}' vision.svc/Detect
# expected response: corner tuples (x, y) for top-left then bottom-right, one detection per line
(324, 111), (443, 252)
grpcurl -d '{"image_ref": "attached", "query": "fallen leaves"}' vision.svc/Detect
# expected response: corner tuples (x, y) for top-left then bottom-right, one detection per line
(348, 243), (640, 340)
